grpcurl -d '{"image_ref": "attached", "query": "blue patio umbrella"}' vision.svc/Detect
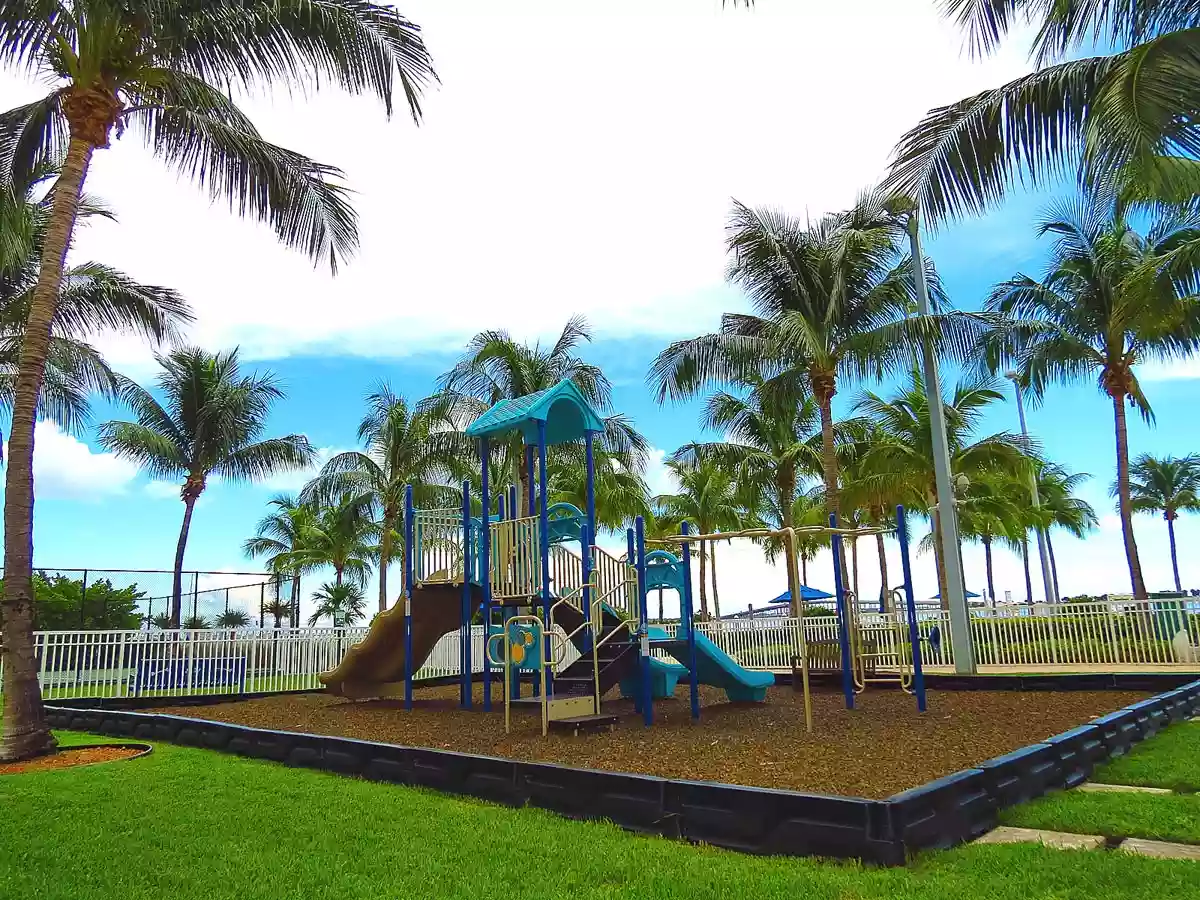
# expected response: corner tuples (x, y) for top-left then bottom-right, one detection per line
(929, 589), (981, 599)
(769, 586), (835, 604)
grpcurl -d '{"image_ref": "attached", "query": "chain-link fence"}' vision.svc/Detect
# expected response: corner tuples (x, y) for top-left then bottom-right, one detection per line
(0, 567), (284, 630)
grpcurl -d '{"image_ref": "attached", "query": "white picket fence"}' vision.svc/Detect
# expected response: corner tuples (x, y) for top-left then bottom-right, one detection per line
(3, 598), (1197, 701)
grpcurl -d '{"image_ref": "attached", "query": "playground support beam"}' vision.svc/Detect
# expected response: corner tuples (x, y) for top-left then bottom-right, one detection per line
(896, 505), (927, 712)
(403, 484), (415, 711)
(680, 521), (700, 721)
(480, 439), (492, 712)
(537, 419), (552, 697)
(460, 480), (472, 709)
(830, 513), (854, 710)
(907, 211), (976, 675)
(635, 516), (652, 727)
(583, 430), (596, 650)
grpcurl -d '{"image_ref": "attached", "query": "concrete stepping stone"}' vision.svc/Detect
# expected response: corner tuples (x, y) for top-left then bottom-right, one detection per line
(1119, 838), (1200, 861)
(1077, 783), (1174, 795)
(975, 826), (1105, 850)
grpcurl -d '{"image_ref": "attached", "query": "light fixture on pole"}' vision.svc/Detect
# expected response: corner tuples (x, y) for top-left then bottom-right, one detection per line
(900, 204), (976, 675)
(1006, 371), (1055, 604)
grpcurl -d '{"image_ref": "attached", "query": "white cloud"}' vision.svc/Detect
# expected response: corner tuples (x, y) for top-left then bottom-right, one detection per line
(2, 422), (140, 501)
(1140, 358), (1200, 381)
(643, 447), (678, 498)
(143, 480), (181, 500)
(0, 1), (1035, 370)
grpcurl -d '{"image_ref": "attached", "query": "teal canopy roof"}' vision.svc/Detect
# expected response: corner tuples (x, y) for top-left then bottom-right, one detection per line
(464, 379), (606, 446)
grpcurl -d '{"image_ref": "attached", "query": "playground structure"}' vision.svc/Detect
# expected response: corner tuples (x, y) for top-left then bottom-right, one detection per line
(321, 379), (927, 735)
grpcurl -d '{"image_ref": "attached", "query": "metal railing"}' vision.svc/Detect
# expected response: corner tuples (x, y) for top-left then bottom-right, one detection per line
(413, 508), (466, 585)
(7, 597), (1196, 701)
(490, 515), (541, 600)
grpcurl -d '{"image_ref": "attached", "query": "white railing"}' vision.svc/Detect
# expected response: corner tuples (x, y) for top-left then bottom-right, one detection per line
(6, 598), (1196, 701)
(413, 507), (466, 584)
(490, 515), (541, 600)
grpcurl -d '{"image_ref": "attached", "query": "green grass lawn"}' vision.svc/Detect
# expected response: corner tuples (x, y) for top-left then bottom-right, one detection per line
(1000, 722), (1200, 843)
(1001, 790), (1200, 844)
(3, 734), (1200, 900)
(1091, 722), (1200, 792)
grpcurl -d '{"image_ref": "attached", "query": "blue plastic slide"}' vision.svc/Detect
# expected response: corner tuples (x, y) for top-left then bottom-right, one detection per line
(619, 627), (688, 700)
(667, 626), (775, 702)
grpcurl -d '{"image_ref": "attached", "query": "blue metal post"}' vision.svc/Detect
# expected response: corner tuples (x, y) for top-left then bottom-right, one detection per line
(897, 505), (927, 712)
(526, 447), (535, 516)
(635, 516), (652, 726)
(681, 522), (700, 720)
(830, 513), (854, 710)
(480, 439), (493, 712)
(460, 480), (472, 709)
(626, 528), (640, 714)
(537, 419), (552, 697)
(403, 485), (415, 710)
(583, 430), (596, 646)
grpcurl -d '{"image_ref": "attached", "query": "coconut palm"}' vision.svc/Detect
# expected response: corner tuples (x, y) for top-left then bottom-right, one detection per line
(262, 599), (292, 630)
(1033, 463), (1097, 600)
(1124, 454), (1200, 593)
(301, 384), (459, 613)
(649, 192), (967, 531)
(308, 581), (368, 628)
(288, 493), (378, 589)
(149, 612), (173, 630)
(182, 614), (210, 631)
(953, 470), (1028, 607)
(983, 194), (1200, 600)
(0, 171), (192, 441)
(887, 1), (1200, 221)
(547, 447), (652, 533)
(840, 421), (906, 611)
(654, 459), (743, 619)
(243, 495), (320, 627)
(0, 2), (433, 762)
(432, 316), (647, 506)
(675, 370), (823, 615)
(98, 348), (314, 626)
(856, 371), (1035, 608)
(215, 609), (250, 631)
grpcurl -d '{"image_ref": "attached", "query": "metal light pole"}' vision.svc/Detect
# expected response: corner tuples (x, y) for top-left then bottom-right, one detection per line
(1006, 372), (1055, 604)
(906, 210), (976, 674)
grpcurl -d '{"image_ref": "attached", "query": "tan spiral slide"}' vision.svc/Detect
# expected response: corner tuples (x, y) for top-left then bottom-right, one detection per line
(320, 582), (483, 699)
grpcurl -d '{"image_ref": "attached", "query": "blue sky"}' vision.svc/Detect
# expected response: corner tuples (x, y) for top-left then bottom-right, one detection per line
(2, 1), (1197, 618)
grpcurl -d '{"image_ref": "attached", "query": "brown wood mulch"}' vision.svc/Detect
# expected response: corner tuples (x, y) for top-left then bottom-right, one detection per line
(159, 684), (1148, 798)
(0, 745), (143, 776)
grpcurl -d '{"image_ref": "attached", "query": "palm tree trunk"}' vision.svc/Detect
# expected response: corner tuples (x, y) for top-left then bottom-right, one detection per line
(711, 541), (721, 620)
(698, 543), (710, 618)
(1, 137), (96, 762)
(779, 484), (803, 618)
(1047, 532), (1060, 601)
(335, 566), (344, 588)
(875, 531), (888, 613)
(983, 535), (996, 607)
(932, 509), (949, 612)
(816, 390), (840, 519)
(801, 554), (808, 587)
(171, 496), (199, 626)
(1167, 515), (1181, 593)
(1021, 538), (1033, 604)
(291, 573), (301, 627)
(850, 537), (860, 601)
(657, 588), (665, 622)
(377, 518), (393, 613)
(1112, 393), (1148, 600)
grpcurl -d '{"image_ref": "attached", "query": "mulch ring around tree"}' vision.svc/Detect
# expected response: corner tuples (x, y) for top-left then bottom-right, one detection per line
(0, 744), (150, 776)
(160, 685), (1149, 798)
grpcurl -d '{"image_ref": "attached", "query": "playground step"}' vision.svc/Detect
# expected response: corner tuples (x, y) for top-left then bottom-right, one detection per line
(548, 713), (619, 737)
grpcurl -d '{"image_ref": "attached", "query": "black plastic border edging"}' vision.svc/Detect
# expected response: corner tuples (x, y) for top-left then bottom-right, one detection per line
(44, 678), (1200, 865)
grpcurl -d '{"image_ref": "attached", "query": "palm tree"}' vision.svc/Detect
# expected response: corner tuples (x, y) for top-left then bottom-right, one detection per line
(214, 610), (250, 636)
(984, 193), (1200, 600)
(547, 447), (651, 533)
(182, 614), (210, 631)
(0, 2), (433, 763)
(149, 612), (173, 630)
(99, 348), (315, 626)
(650, 193), (966, 531)
(1034, 463), (1098, 601)
(243, 495), (318, 628)
(857, 371), (1035, 608)
(952, 470), (1027, 607)
(301, 384), (458, 613)
(289, 493), (378, 589)
(0, 171), (192, 441)
(433, 316), (647, 507)
(1124, 454), (1200, 593)
(887, 2), (1200, 222)
(676, 371), (823, 616)
(841, 421), (905, 611)
(262, 599), (292, 630)
(308, 582), (368, 628)
(655, 459), (743, 619)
